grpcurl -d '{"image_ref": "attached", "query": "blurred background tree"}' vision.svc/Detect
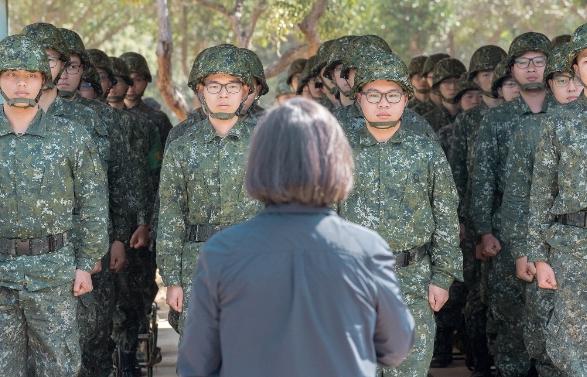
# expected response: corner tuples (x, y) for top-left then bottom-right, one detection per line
(9, 0), (587, 120)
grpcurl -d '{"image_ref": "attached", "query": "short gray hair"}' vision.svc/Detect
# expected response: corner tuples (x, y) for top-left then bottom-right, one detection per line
(246, 98), (354, 206)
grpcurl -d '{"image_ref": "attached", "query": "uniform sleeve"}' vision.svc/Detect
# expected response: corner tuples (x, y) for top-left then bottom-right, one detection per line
(72, 133), (109, 272)
(470, 114), (498, 236)
(428, 144), (463, 290)
(527, 123), (558, 263)
(156, 143), (188, 287)
(128, 118), (151, 226)
(449, 116), (468, 221)
(107, 118), (132, 244)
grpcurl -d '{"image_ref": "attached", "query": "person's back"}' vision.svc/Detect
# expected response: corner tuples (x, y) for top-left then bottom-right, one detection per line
(177, 97), (414, 377)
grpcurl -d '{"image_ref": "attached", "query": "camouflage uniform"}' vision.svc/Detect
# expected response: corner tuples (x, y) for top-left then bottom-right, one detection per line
(337, 50), (462, 377)
(0, 34), (108, 377)
(411, 53), (449, 116)
(407, 55), (429, 109)
(470, 32), (551, 377)
(239, 48), (269, 118)
(157, 44), (262, 334)
(526, 24), (587, 376)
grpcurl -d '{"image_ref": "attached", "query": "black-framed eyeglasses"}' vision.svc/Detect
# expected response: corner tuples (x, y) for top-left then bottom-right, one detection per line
(362, 90), (404, 104)
(552, 74), (584, 88)
(65, 63), (83, 75)
(205, 82), (243, 94)
(514, 56), (547, 69)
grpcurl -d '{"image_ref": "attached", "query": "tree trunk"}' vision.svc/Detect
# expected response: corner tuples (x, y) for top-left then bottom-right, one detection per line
(156, 0), (189, 121)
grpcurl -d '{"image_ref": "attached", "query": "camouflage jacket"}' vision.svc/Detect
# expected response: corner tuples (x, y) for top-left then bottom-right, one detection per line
(470, 94), (555, 237)
(334, 103), (437, 141)
(157, 117), (261, 287)
(133, 101), (173, 150)
(501, 96), (558, 259)
(0, 109), (108, 290)
(339, 125), (462, 290)
(410, 98), (436, 116)
(424, 103), (458, 134)
(527, 95), (587, 262)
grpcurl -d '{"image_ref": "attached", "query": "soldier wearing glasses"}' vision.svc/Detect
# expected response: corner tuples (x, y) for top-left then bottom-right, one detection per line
(338, 49), (462, 377)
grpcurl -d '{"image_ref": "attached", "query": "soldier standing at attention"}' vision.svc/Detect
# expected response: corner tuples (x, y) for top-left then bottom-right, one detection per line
(411, 53), (449, 116)
(407, 55), (430, 109)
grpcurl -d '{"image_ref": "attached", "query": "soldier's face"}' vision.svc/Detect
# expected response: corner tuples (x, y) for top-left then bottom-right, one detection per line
(107, 76), (129, 103)
(426, 72), (434, 88)
(573, 49), (587, 92)
(410, 73), (429, 91)
(0, 70), (44, 106)
(242, 80), (262, 111)
(201, 73), (249, 115)
(290, 73), (301, 92)
(357, 80), (407, 124)
(57, 54), (82, 93)
(439, 77), (459, 101)
(126, 72), (148, 101)
(96, 68), (113, 95)
(473, 70), (494, 93)
(46, 49), (64, 84)
(499, 78), (520, 102)
(459, 90), (482, 111)
(333, 64), (351, 94)
(548, 73), (583, 104)
(511, 51), (546, 88)
(79, 82), (97, 100)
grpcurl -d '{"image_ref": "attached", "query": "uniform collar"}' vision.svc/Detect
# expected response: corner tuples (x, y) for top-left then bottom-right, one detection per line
(358, 121), (407, 146)
(513, 92), (556, 115)
(203, 117), (250, 143)
(0, 107), (45, 137)
(45, 95), (67, 117)
(263, 203), (335, 215)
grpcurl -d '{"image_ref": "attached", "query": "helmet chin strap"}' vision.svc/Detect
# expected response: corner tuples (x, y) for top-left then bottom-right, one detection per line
(415, 88), (431, 94)
(58, 89), (77, 99)
(0, 88), (42, 108)
(519, 82), (545, 91)
(481, 89), (497, 98)
(356, 102), (401, 129)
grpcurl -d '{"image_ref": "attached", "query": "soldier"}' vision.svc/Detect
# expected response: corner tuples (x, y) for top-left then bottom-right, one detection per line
(411, 53), (450, 116)
(527, 22), (587, 376)
(322, 35), (358, 107)
(58, 28), (134, 377)
(503, 41), (580, 377)
(157, 44), (261, 335)
(407, 55), (430, 109)
(312, 39), (341, 109)
(491, 58), (521, 102)
(286, 58), (307, 93)
(0, 33), (108, 376)
(447, 44), (507, 377)
(239, 48), (269, 118)
(470, 32), (552, 377)
(456, 80), (482, 112)
(296, 55), (335, 111)
(337, 49), (462, 377)
(274, 80), (296, 104)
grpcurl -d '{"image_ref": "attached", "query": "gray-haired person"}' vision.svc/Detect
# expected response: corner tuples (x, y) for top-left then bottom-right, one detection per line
(177, 98), (415, 377)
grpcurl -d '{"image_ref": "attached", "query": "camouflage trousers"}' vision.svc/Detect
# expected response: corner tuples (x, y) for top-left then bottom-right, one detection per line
(543, 248), (587, 376)
(433, 281), (466, 360)
(377, 256), (436, 377)
(78, 269), (116, 377)
(177, 241), (203, 336)
(112, 247), (158, 352)
(486, 236), (531, 377)
(0, 283), (80, 377)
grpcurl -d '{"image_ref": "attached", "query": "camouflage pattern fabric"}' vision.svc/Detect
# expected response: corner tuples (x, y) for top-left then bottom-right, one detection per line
(338, 123), (461, 377)
(410, 99), (437, 116)
(0, 34), (51, 82)
(188, 44), (253, 91)
(527, 95), (587, 375)
(351, 50), (413, 97)
(431, 58), (466, 88)
(157, 117), (261, 333)
(506, 32), (551, 65)
(422, 53), (450, 77)
(408, 55), (428, 77)
(467, 45), (507, 80)
(544, 42), (572, 80)
(424, 104), (457, 136)
(120, 51), (153, 82)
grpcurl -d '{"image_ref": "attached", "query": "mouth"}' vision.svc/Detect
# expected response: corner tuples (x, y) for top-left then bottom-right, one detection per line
(376, 112), (391, 117)
(526, 76), (539, 82)
(567, 95), (578, 101)
(15, 92), (30, 96)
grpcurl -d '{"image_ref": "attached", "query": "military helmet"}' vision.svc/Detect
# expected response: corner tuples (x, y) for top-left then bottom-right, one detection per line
(311, 39), (337, 77)
(422, 53), (450, 76)
(408, 56), (428, 77)
(59, 28), (90, 68)
(275, 80), (294, 97)
(507, 32), (550, 65)
(0, 34), (51, 81)
(286, 58), (307, 86)
(109, 56), (133, 86)
(81, 63), (104, 97)
(468, 45), (507, 80)
(340, 43), (393, 80)
(322, 35), (357, 80)
(239, 48), (269, 96)
(432, 57), (466, 87)
(352, 50), (413, 97)
(351, 35), (391, 53)
(87, 49), (115, 79)
(551, 34), (571, 48)
(296, 55), (318, 94)
(187, 44), (253, 92)
(120, 52), (152, 82)
(545, 42), (572, 80)
(454, 79), (481, 103)
(568, 23), (587, 66)
(491, 58), (511, 96)
(22, 22), (68, 60)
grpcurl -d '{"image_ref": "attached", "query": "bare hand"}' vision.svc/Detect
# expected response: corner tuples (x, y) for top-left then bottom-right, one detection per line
(475, 242), (488, 261)
(90, 261), (102, 274)
(166, 285), (184, 312)
(536, 261), (558, 290)
(130, 224), (151, 249)
(73, 269), (93, 296)
(515, 256), (536, 282)
(480, 233), (501, 258)
(428, 284), (449, 312)
(109, 240), (127, 272)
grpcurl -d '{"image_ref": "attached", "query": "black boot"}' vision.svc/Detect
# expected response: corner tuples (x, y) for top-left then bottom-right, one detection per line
(120, 351), (141, 377)
(430, 328), (453, 368)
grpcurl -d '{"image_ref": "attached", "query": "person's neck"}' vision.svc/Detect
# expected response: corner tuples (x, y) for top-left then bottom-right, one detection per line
(482, 94), (502, 108)
(442, 100), (459, 116)
(124, 97), (141, 109)
(38, 88), (57, 112)
(108, 100), (125, 110)
(430, 92), (442, 107)
(520, 89), (546, 114)
(366, 122), (401, 143)
(209, 115), (239, 137)
(3, 104), (39, 134)
(340, 94), (354, 107)
(414, 92), (429, 103)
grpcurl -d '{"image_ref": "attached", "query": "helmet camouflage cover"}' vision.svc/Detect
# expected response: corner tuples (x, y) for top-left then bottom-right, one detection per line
(59, 28), (90, 67)
(287, 58), (307, 85)
(340, 42), (393, 80)
(408, 55), (428, 77)
(551, 34), (571, 48)
(81, 63), (104, 97)
(120, 51), (152, 82)
(311, 39), (338, 78)
(296, 55), (318, 94)
(467, 45), (507, 80)
(187, 44), (253, 92)
(432, 57), (466, 87)
(0, 34), (51, 82)
(22, 22), (69, 60)
(507, 32), (551, 65)
(240, 48), (269, 96)
(275, 80), (294, 96)
(109, 56), (132, 85)
(454, 79), (481, 103)
(568, 23), (587, 66)
(422, 53), (450, 76)
(322, 35), (357, 80)
(87, 48), (115, 78)
(491, 58), (511, 96)
(352, 50), (413, 97)
(545, 42), (572, 79)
